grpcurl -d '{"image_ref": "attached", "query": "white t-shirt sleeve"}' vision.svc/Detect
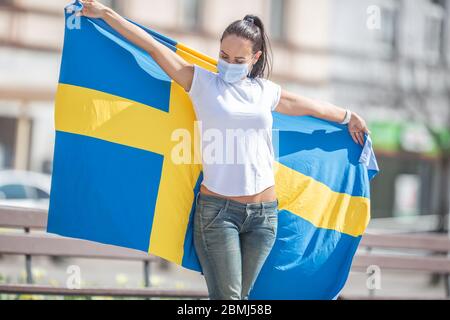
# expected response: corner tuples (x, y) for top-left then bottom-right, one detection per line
(272, 82), (282, 111)
(262, 79), (282, 111)
(186, 64), (214, 100)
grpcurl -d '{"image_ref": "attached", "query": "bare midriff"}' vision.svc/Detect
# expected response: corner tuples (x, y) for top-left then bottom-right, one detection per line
(199, 184), (277, 204)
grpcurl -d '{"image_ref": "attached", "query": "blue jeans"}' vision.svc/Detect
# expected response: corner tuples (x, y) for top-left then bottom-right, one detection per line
(193, 192), (278, 300)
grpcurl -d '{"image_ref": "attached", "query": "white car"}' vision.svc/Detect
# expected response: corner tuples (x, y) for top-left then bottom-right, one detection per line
(0, 169), (51, 210)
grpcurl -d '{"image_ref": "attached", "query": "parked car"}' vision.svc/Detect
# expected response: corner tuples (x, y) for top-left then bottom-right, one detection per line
(0, 169), (51, 210)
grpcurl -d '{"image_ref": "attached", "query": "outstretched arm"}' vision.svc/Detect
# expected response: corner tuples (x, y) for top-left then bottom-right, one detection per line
(78, 0), (194, 92)
(274, 89), (370, 146)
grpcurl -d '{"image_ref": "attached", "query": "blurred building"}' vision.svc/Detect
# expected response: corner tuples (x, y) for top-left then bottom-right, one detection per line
(0, 0), (449, 224)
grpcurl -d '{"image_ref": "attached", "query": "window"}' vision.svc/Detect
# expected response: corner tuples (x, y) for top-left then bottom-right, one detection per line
(430, 0), (446, 8)
(180, 0), (203, 31)
(0, 0), (14, 6)
(371, 156), (436, 219)
(424, 0), (446, 61)
(28, 186), (50, 200)
(0, 117), (16, 169)
(377, 7), (398, 49)
(424, 16), (444, 59)
(270, 0), (286, 40)
(0, 184), (27, 199)
(34, 187), (50, 199)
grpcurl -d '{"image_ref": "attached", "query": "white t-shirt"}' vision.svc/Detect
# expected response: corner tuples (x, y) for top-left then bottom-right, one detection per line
(186, 64), (282, 196)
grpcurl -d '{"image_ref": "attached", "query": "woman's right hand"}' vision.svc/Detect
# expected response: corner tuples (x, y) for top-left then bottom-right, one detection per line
(77, 0), (109, 18)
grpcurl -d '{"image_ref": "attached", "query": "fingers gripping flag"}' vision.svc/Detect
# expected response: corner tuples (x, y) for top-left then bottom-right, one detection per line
(47, 1), (379, 300)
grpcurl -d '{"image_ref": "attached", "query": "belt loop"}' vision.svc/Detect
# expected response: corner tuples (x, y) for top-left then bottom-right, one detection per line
(224, 198), (230, 212)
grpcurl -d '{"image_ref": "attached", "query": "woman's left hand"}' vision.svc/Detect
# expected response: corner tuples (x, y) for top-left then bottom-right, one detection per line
(348, 112), (370, 146)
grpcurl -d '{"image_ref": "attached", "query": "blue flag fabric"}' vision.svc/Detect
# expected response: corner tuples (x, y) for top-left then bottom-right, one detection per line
(47, 1), (379, 300)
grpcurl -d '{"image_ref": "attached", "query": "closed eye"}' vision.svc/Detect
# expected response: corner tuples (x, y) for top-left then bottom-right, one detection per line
(220, 53), (247, 64)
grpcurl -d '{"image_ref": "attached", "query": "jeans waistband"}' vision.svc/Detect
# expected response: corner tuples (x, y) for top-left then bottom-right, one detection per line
(196, 192), (278, 211)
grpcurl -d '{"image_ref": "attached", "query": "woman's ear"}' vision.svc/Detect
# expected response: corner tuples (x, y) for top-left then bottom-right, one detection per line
(253, 50), (263, 64)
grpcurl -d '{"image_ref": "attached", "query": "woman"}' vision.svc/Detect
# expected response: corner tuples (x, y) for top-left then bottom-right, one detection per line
(78, 0), (369, 300)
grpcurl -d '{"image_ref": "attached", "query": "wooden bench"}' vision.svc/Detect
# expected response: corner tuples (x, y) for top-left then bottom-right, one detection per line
(0, 205), (208, 299)
(2, 205), (450, 299)
(342, 232), (450, 299)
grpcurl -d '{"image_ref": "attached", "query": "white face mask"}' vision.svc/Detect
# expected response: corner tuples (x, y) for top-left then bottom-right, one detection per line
(217, 57), (254, 84)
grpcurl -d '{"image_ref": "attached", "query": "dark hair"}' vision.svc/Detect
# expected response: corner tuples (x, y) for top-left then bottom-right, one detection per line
(220, 14), (273, 79)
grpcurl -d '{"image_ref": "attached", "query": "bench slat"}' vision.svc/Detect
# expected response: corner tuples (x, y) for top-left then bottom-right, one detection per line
(0, 234), (158, 261)
(360, 233), (450, 252)
(0, 206), (47, 229)
(353, 253), (450, 273)
(0, 284), (208, 298)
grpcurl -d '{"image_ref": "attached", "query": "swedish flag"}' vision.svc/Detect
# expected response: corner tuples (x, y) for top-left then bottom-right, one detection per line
(47, 1), (379, 300)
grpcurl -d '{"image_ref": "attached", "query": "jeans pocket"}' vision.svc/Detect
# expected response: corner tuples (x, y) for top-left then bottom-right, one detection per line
(201, 206), (226, 231)
(265, 209), (278, 235)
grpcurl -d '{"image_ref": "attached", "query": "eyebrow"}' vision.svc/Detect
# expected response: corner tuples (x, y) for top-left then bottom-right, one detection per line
(220, 50), (246, 59)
